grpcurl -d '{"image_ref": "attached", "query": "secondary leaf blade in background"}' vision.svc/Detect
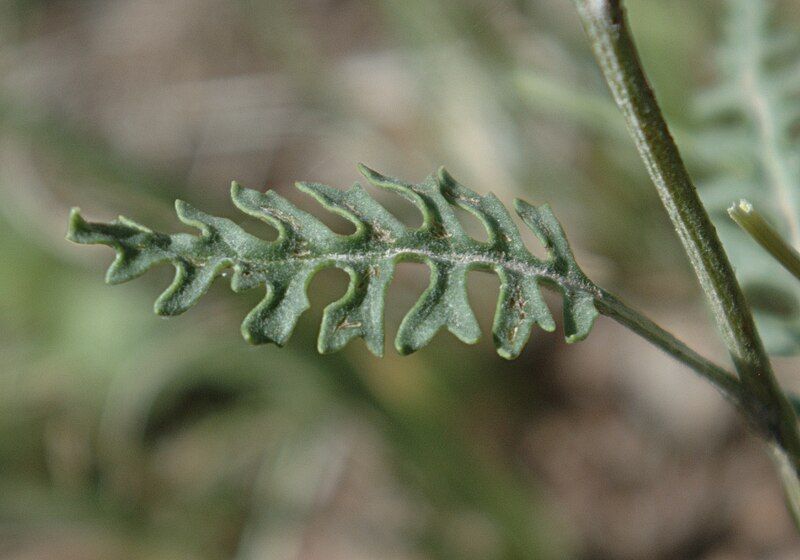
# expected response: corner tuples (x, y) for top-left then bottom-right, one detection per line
(697, 0), (800, 354)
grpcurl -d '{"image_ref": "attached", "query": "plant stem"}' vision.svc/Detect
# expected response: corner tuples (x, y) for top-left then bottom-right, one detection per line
(595, 290), (745, 411)
(729, 199), (800, 282)
(573, 0), (800, 468)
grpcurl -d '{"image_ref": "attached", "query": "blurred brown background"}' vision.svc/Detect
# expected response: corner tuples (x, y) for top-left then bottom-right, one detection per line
(2, 0), (800, 558)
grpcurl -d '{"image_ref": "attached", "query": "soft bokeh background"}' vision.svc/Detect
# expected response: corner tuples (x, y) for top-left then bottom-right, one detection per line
(2, 0), (800, 558)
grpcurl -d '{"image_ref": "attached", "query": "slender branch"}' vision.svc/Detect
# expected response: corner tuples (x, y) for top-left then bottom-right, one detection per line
(474, 270), (746, 412)
(729, 199), (800, 282)
(595, 290), (745, 410)
(573, 0), (800, 466)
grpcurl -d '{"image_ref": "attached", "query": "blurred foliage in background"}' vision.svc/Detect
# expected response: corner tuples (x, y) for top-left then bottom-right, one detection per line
(2, 1), (800, 558)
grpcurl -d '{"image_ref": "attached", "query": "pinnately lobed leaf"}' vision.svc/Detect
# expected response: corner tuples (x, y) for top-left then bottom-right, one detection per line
(67, 165), (599, 359)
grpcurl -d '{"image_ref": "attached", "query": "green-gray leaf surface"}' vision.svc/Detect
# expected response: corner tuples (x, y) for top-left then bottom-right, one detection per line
(697, 0), (800, 354)
(67, 165), (599, 359)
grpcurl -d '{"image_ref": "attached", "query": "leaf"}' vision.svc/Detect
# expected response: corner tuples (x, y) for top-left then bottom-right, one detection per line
(67, 165), (599, 359)
(696, 0), (800, 354)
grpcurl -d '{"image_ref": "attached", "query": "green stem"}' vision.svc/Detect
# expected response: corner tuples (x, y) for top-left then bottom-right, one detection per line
(573, 0), (800, 468)
(729, 199), (800, 282)
(595, 290), (745, 412)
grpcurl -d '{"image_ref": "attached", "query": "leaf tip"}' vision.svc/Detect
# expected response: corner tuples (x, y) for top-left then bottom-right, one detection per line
(230, 180), (260, 213)
(105, 267), (128, 286)
(456, 330), (481, 346)
(541, 320), (557, 333)
(496, 348), (519, 361)
(563, 304), (599, 344)
(395, 343), (416, 356)
(357, 162), (382, 182)
(437, 166), (455, 186)
(293, 180), (312, 194)
(512, 198), (530, 214)
(153, 301), (172, 316)
(240, 323), (262, 345)
(66, 207), (86, 242)
(240, 313), (291, 347)
(174, 199), (191, 218)
(358, 164), (402, 189)
(154, 288), (187, 317)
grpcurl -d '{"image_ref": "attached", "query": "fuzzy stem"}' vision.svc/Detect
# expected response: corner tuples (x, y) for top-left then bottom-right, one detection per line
(573, 0), (800, 468)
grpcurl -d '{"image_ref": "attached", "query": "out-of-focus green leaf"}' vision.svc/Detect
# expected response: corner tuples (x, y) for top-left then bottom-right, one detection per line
(698, 0), (800, 354)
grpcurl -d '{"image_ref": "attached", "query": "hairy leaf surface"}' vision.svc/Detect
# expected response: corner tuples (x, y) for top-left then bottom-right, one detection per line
(67, 166), (599, 359)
